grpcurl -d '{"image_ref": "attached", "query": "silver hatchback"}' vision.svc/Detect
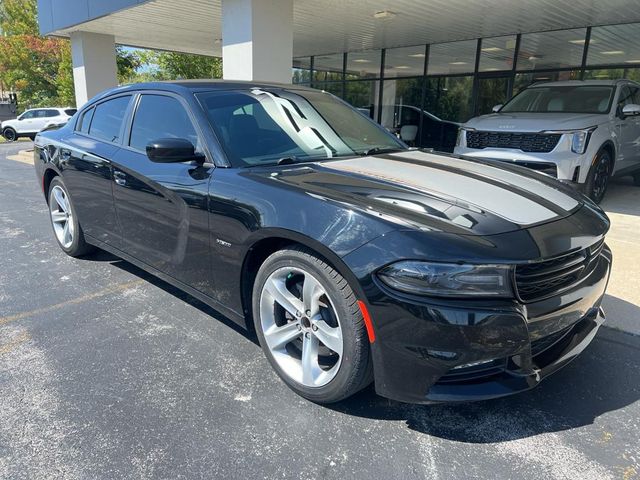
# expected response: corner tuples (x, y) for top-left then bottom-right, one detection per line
(455, 80), (640, 202)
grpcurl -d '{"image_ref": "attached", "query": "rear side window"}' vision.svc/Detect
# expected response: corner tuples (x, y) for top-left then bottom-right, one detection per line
(89, 95), (132, 143)
(76, 107), (95, 134)
(64, 109), (77, 116)
(129, 94), (199, 152)
(45, 109), (59, 117)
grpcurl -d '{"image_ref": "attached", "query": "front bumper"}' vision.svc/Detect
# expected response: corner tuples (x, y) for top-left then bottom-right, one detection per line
(362, 245), (611, 404)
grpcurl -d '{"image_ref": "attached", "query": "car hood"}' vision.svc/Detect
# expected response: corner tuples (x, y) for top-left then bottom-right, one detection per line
(464, 112), (607, 132)
(264, 150), (585, 236)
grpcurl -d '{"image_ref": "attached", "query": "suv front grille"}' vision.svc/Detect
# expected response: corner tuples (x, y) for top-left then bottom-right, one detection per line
(515, 240), (604, 303)
(466, 131), (561, 153)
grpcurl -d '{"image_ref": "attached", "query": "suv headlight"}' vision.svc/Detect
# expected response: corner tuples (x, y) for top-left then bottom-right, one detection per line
(377, 261), (513, 297)
(571, 127), (597, 154)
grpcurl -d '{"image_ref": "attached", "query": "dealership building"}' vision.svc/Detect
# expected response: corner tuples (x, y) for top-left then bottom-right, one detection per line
(38, 0), (640, 148)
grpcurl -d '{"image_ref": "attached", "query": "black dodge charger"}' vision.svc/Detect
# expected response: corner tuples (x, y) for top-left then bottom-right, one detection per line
(34, 81), (612, 404)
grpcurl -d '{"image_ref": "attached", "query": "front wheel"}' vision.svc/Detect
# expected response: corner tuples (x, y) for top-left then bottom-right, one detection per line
(3, 127), (16, 142)
(252, 247), (372, 403)
(48, 177), (95, 257)
(584, 149), (612, 203)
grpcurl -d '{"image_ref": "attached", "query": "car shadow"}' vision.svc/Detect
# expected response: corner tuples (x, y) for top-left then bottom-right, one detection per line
(88, 249), (259, 345)
(87, 250), (639, 443)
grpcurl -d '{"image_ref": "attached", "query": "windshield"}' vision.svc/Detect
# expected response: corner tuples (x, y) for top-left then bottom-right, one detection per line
(501, 86), (614, 114)
(196, 88), (405, 166)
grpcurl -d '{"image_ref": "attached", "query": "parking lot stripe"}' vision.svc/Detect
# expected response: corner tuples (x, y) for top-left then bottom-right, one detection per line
(0, 279), (144, 326)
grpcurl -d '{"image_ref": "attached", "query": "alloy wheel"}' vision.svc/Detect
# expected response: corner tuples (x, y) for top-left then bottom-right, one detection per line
(259, 267), (343, 387)
(592, 155), (610, 202)
(49, 185), (74, 248)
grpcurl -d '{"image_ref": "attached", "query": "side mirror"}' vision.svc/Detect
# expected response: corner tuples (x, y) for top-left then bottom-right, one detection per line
(622, 104), (640, 117)
(492, 104), (503, 113)
(146, 138), (203, 163)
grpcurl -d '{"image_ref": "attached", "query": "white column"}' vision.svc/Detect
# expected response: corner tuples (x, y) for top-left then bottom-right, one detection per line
(221, 0), (293, 84)
(70, 32), (118, 107)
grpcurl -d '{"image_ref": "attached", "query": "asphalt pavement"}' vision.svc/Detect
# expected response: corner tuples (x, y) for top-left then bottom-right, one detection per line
(0, 141), (638, 480)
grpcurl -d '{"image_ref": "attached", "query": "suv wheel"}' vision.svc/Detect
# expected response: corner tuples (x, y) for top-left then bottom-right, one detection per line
(585, 149), (612, 203)
(3, 127), (16, 142)
(252, 246), (372, 403)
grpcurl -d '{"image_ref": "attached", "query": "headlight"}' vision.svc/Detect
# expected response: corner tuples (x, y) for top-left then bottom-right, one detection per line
(378, 261), (513, 297)
(571, 127), (597, 154)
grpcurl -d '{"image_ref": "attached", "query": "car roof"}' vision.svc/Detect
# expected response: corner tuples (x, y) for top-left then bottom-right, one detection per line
(91, 80), (317, 104)
(529, 79), (637, 88)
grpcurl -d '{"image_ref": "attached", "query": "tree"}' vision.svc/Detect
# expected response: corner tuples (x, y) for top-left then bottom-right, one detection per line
(135, 50), (222, 81)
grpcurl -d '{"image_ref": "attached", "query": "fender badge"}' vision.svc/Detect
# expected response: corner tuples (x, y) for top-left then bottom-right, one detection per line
(216, 239), (232, 248)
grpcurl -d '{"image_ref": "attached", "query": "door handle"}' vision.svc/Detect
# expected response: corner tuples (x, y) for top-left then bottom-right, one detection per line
(113, 170), (126, 186)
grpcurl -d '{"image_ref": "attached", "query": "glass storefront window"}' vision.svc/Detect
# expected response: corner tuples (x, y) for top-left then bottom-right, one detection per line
(311, 82), (344, 98)
(513, 70), (581, 95)
(479, 35), (517, 72)
(346, 50), (381, 79)
(384, 45), (426, 78)
(516, 29), (586, 70)
(313, 53), (344, 82)
(344, 80), (380, 119)
(424, 76), (474, 123)
(583, 68), (640, 82)
(428, 40), (477, 75)
(292, 57), (311, 84)
(379, 78), (423, 130)
(587, 24), (640, 66)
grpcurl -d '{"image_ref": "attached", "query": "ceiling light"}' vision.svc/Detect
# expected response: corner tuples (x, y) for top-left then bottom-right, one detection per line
(483, 67), (500, 71)
(353, 59), (371, 63)
(625, 59), (640, 64)
(481, 47), (503, 52)
(394, 65), (411, 69)
(373, 10), (396, 19)
(600, 50), (624, 55)
(569, 39), (586, 44)
(528, 56), (540, 61)
(409, 53), (425, 58)
(449, 61), (468, 65)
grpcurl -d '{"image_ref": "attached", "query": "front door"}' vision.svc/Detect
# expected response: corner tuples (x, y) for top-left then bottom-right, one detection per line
(111, 92), (214, 293)
(615, 85), (640, 172)
(475, 74), (511, 117)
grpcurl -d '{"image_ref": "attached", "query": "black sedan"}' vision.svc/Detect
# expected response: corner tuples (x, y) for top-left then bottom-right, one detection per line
(34, 81), (612, 404)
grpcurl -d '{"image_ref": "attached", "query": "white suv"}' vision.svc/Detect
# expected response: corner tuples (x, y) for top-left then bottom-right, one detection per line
(454, 80), (640, 202)
(2, 107), (77, 142)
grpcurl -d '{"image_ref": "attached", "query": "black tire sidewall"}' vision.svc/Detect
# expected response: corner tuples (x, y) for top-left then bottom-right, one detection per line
(252, 248), (370, 403)
(3, 128), (16, 142)
(48, 177), (90, 256)
(586, 149), (611, 203)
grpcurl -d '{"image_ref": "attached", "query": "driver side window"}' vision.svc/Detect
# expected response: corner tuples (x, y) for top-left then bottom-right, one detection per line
(129, 94), (199, 153)
(20, 110), (35, 120)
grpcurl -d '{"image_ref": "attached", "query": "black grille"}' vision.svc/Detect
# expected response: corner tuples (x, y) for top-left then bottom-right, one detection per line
(466, 131), (561, 153)
(515, 240), (604, 302)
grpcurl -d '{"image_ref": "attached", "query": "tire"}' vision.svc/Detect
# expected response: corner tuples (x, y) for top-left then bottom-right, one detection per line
(252, 246), (372, 403)
(3, 127), (16, 142)
(584, 149), (612, 203)
(47, 177), (95, 257)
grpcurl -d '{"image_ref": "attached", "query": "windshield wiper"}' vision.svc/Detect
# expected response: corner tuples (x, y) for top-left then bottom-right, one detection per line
(361, 146), (405, 156)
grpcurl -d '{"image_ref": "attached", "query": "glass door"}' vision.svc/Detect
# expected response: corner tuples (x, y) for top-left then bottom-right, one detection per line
(475, 74), (511, 116)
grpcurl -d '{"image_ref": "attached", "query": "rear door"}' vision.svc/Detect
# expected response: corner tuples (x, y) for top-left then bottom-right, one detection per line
(62, 94), (133, 247)
(111, 92), (214, 292)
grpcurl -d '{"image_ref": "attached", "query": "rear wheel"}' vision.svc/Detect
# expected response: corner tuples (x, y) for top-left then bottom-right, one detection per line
(48, 177), (95, 257)
(584, 149), (612, 203)
(252, 247), (372, 403)
(3, 127), (16, 142)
